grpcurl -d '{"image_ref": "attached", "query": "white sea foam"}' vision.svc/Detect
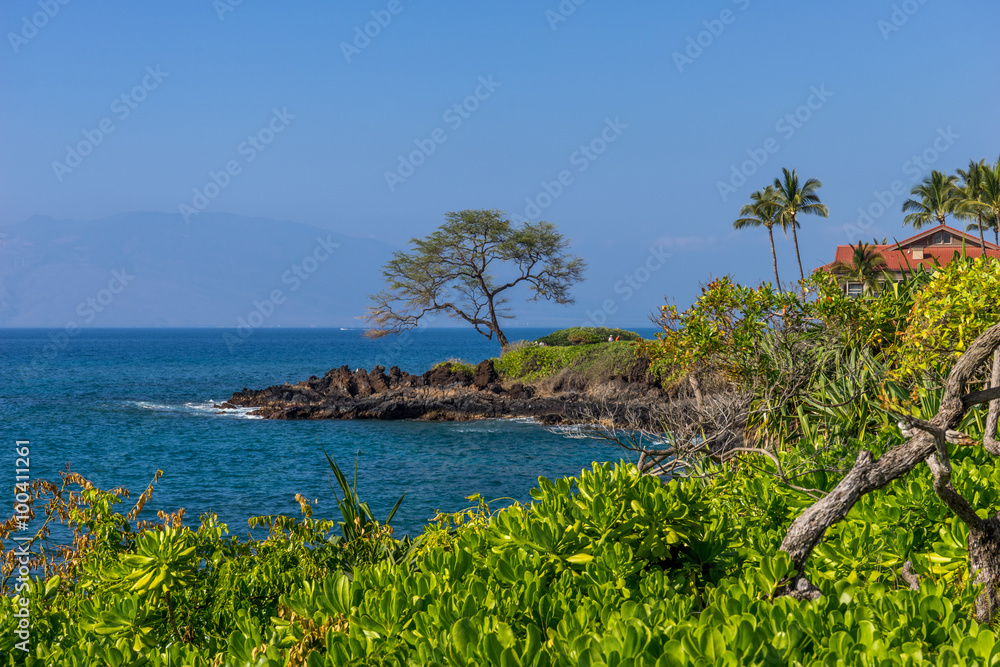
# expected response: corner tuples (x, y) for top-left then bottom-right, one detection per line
(545, 424), (594, 440)
(131, 401), (175, 411)
(129, 400), (262, 419)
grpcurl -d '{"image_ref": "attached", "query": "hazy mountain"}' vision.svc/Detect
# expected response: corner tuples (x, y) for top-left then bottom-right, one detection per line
(0, 212), (394, 328)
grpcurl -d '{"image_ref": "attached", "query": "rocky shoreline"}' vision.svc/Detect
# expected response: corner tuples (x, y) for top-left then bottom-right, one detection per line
(218, 358), (673, 427)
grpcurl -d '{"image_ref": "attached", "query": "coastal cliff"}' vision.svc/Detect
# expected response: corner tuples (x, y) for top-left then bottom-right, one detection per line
(219, 358), (674, 427)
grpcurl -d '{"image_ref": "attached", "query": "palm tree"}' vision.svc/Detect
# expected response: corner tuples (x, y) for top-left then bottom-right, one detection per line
(901, 170), (965, 230)
(829, 242), (892, 294)
(957, 159), (988, 248)
(980, 161), (1000, 247)
(773, 167), (829, 281)
(966, 216), (999, 248)
(733, 186), (784, 290)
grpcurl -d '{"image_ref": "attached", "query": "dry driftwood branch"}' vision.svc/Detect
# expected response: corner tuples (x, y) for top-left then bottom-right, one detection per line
(776, 320), (1000, 621)
(579, 389), (753, 480)
(982, 349), (1000, 456)
(900, 561), (920, 591)
(962, 384), (1000, 409)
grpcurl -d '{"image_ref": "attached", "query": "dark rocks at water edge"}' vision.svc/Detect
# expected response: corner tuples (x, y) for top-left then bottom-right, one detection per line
(219, 358), (672, 427)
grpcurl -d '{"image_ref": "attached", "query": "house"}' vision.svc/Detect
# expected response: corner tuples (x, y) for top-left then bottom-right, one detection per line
(818, 224), (1000, 296)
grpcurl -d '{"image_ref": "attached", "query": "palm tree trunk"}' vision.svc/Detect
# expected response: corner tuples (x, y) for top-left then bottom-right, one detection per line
(980, 212), (986, 249)
(791, 219), (804, 281)
(767, 225), (781, 291)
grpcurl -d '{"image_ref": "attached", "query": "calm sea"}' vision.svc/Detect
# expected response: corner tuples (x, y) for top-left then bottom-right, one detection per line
(0, 328), (643, 537)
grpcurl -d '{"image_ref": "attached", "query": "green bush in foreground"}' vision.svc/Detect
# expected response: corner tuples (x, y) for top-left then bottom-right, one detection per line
(535, 327), (642, 347)
(4, 450), (1000, 666)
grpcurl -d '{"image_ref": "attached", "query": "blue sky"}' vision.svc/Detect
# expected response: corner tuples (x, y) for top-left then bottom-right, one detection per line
(2, 0), (999, 326)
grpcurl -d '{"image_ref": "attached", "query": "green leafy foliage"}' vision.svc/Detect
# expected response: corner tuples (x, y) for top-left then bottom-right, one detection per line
(640, 276), (808, 386)
(495, 341), (640, 382)
(4, 457), (1000, 665)
(432, 358), (478, 375)
(639, 261), (963, 451)
(891, 255), (1000, 383)
(534, 327), (642, 346)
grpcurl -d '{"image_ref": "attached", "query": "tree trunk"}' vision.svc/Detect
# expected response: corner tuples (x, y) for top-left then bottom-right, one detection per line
(486, 297), (510, 351)
(689, 373), (705, 412)
(768, 225), (782, 291)
(969, 517), (1000, 623)
(778, 445), (931, 582)
(791, 218), (804, 281)
(979, 212), (987, 250)
(925, 435), (1000, 624)
(985, 349), (1000, 455)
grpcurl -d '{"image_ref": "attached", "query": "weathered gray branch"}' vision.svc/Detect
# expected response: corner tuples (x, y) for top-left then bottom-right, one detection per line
(984, 349), (1000, 455)
(962, 384), (1000, 409)
(777, 321), (1000, 597)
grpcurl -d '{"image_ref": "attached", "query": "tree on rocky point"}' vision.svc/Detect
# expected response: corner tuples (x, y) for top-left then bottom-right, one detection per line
(364, 209), (585, 350)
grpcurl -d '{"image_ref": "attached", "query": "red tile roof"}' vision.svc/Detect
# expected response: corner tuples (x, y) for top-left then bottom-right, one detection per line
(818, 224), (1000, 274)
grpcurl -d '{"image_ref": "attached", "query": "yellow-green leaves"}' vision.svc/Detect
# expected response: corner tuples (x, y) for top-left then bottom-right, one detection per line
(893, 255), (1000, 384)
(121, 527), (198, 600)
(565, 553), (594, 565)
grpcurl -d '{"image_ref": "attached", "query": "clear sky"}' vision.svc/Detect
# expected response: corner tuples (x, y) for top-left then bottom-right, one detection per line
(2, 0), (999, 325)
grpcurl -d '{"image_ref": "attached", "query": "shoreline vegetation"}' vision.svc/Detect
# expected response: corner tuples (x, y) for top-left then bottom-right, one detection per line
(7, 161), (1000, 663)
(219, 327), (674, 428)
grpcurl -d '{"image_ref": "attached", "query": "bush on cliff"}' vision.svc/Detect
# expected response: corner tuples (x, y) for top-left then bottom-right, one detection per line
(535, 326), (642, 347)
(432, 358), (478, 376)
(495, 341), (641, 382)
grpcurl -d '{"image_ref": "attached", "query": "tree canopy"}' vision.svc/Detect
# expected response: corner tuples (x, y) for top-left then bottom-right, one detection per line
(829, 241), (892, 294)
(902, 170), (967, 229)
(733, 185), (785, 290)
(365, 209), (585, 349)
(773, 168), (828, 281)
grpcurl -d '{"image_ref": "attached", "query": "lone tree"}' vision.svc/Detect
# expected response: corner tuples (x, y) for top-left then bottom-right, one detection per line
(773, 167), (828, 282)
(902, 170), (965, 230)
(733, 185), (785, 291)
(365, 209), (585, 349)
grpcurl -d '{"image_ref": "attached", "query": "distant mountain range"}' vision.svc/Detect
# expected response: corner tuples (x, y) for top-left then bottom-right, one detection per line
(0, 212), (394, 327)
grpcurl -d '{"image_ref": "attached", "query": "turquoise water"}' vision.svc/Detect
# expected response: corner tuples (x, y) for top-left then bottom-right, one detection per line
(0, 328), (641, 537)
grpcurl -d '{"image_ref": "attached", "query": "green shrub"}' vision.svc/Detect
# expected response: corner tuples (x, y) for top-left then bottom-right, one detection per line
(432, 358), (478, 375)
(3, 455), (999, 665)
(302, 454), (1000, 666)
(891, 255), (1000, 384)
(535, 327), (643, 346)
(494, 341), (640, 381)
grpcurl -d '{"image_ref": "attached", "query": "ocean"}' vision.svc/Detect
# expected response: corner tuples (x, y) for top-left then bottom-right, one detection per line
(1, 327), (642, 538)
